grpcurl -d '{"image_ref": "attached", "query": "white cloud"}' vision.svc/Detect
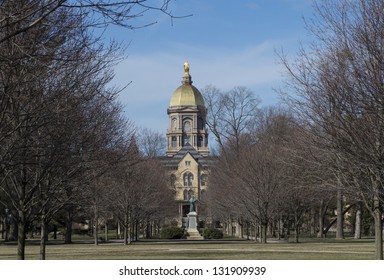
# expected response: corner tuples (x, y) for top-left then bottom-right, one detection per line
(112, 40), (284, 132)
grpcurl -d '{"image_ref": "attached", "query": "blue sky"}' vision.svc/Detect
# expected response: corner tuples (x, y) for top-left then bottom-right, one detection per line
(110, 0), (314, 134)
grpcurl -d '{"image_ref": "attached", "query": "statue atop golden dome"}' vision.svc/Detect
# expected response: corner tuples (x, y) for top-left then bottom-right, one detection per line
(184, 61), (190, 76)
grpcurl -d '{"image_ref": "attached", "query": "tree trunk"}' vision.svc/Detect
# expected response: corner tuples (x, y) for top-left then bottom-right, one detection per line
(294, 212), (300, 243)
(246, 221), (250, 240)
(40, 218), (47, 260)
(123, 213), (130, 245)
(317, 200), (326, 238)
(261, 223), (267, 243)
(239, 220), (244, 239)
(123, 224), (128, 245)
(3, 212), (11, 241)
(94, 207), (99, 246)
(373, 195), (383, 260)
(117, 221), (121, 239)
(0, 218), (4, 239)
(9, 216), (18, 241)
(17, 210), (26, 260)
(336, 190), (344, 239)
(104, 222), (108, 241)
(93, 222), (98, 245)
(310, 207), (316, 237)
(253, 220), (258, 243)
(145, 220), (151, 239)
(53, 225), (57, 240)
(354, 202), (362, 239)
(64, 210), (72, 244)
(134, 221), (139, 241)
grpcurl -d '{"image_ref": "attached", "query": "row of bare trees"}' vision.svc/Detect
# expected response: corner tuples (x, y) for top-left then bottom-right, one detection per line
(86, 134), (173, 247)
(203, 86), (372, 243)
(203, 0), (384, 260)
(279, 0), (384, 260)
(0, 0), (176, 259)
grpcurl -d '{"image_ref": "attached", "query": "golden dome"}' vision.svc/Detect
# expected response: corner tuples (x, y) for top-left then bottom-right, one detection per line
(169, 62), (205, 107)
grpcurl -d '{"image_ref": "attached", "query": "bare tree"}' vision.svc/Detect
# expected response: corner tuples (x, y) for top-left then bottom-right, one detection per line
(279, 0), (384, 259)
(108, 137), (172, 244)
(0, 0), (187, 45)
(202, 85), (260, 155)
(207, 107), (307, 243)
(0, 2), (132, 259)
(138, 127), (166, 157)
(0, 0), (190, 259)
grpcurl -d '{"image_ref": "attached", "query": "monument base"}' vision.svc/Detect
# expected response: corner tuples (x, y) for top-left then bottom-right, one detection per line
(186, 211), (204, 240)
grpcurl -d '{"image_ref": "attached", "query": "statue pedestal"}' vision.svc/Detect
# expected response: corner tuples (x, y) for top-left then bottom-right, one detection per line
(186, 211), (204, 240)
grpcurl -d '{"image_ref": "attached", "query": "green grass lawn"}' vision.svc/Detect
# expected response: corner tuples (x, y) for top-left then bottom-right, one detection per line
(0, 238), (377, 260)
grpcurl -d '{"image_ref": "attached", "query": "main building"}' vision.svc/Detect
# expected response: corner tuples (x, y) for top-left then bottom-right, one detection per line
(161, 62), (211, 227)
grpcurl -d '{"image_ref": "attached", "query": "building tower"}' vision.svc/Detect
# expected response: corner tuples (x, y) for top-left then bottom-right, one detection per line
(163, 62), (210, 227)
(166, 62), (209, 156)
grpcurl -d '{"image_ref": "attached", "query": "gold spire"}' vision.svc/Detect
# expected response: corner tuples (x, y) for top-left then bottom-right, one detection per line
(169, 61), (204, 107)
(184, 61), (190, 76)
(182, 61), (192, 85)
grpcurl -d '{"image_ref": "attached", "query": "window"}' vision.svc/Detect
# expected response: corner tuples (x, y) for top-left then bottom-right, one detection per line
(183, 172), (193, 187)
(171, 136), (177, 147)
(183, 120), (191, 132)
(198, 117), (204, 130)
(185, 161), (191, 166)
(172, 118), (177, 130)
(197, 135), (203, 147)
(182, 120), (191, 146)
(188, 174), (193, 186)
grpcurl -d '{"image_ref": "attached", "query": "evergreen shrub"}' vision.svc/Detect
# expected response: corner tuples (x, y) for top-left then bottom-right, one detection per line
(160, 226), (185, 239)
(203, 227), (223, 239)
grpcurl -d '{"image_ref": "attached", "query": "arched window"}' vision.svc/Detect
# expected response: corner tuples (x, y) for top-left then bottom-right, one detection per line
(171, 136), (177, 147)
(183, 172), (193, 187)
(182, 120), (191, 146)
(197, 135), (203, 147)
(198, 117), (204, 130)
(188, 173), (193, 186)
(172, 118), (177, 130)
(183, 120), (191, 132)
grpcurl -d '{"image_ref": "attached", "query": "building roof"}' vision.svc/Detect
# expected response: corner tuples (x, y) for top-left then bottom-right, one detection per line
(160, 144), (212, 168)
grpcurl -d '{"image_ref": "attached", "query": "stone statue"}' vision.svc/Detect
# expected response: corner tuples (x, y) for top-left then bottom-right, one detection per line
(189, 195), (196, 212)
(184, 61), (190, 75)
